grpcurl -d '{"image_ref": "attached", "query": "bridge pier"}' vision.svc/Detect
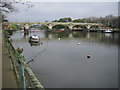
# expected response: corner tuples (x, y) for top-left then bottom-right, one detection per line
(48, 25), (53, 30)
(86, 25), (91, 29)
(69, 26), (73, 30)
(23, 24), (30, 31)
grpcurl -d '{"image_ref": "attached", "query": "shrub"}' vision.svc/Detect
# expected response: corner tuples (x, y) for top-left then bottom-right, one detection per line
(8, 24), (17, 30)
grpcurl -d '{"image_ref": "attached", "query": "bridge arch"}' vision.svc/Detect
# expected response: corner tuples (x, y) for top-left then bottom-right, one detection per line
(52, 24), (69, 30)
(39, 25), (49, 29)
(72, 25), (87, 30)
(90, 25), (99, 29)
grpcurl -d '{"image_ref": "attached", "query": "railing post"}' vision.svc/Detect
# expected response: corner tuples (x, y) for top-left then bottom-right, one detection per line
(18, 60), (26, 89)
(17, 47), (26, 89)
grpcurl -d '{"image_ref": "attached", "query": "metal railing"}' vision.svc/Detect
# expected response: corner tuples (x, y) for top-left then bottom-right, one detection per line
(3, 30), (44, 89)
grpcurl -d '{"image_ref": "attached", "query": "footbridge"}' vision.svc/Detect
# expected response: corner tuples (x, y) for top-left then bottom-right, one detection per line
(10, 22), (104, 30)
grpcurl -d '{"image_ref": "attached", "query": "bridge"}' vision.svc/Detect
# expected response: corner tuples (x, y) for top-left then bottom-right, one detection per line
(10, 22), (104, 30)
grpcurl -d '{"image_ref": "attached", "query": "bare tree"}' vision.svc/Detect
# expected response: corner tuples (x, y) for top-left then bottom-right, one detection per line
(0, 0), (33, 21)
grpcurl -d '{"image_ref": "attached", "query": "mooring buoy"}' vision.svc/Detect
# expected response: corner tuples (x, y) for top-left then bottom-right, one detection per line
(58, 38), (61, 40)
(86, 54), (91, 58)
(78, 43), (81, 45)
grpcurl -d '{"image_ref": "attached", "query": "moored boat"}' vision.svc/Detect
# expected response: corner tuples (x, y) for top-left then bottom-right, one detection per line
(104, 29), (113, 33)
(29, 35), (40, 42)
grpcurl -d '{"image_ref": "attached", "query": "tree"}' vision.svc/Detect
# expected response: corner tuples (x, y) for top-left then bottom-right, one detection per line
(67, 17), (72, 22)
(52, 20), (58, 22)
(57, 17), (72, 22)
(0, 0), (33, 21)
(73, 19), (85, 23)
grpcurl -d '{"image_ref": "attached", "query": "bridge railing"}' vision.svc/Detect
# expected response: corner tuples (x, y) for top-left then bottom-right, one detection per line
(3, 30), (44, 89)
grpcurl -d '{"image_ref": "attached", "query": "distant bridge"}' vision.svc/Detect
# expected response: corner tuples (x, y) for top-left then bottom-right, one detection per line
(10, 22), (104, 30)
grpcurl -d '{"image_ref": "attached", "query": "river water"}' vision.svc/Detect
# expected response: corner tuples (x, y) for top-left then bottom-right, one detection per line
(11, 30), (118, 88)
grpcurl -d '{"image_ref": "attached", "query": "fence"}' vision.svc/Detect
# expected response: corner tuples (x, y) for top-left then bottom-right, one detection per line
(3, 30), (44, 89)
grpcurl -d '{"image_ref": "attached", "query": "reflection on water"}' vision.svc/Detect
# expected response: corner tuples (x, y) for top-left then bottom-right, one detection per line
(29, 41), (40, 47)
(11, 30), (118, 88)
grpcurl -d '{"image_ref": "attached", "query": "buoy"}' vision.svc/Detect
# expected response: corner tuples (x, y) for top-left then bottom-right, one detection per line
(86, 54), (91, 58)
(58, 38), (61, 40)
(78, 43), (81, 45)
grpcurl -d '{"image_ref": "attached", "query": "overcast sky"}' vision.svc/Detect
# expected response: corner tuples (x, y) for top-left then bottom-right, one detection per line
(7, 2), (118, 22)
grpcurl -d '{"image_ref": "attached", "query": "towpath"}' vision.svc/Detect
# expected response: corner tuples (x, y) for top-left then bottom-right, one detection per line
(1, 30), (18, 88)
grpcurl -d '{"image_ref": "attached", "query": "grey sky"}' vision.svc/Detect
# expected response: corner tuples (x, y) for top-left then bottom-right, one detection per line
(7, 2), (118, 22)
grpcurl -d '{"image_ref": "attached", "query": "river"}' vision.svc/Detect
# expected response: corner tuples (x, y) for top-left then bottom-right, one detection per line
(11, 30), (118, 88)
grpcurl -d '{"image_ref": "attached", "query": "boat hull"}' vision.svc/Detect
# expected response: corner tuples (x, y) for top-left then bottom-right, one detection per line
(29, 39), (40, 42)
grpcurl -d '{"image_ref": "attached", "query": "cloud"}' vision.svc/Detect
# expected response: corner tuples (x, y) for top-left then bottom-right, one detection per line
(23, 0), (119, 2)
(7, 2), (118, 22)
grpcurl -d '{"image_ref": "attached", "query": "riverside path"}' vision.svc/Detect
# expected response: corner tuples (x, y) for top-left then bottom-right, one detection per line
(1, 30), (18, 88)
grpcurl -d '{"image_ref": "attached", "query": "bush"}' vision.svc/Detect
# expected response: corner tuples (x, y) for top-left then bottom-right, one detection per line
(8, 24), (18, 30)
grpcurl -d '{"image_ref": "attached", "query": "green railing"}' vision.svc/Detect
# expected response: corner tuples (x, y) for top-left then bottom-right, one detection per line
(3, 30), (44, 89)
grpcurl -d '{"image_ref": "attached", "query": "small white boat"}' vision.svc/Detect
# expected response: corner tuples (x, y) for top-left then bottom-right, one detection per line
(29, 35), (40, 42)
(104, 29), (113, 33)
